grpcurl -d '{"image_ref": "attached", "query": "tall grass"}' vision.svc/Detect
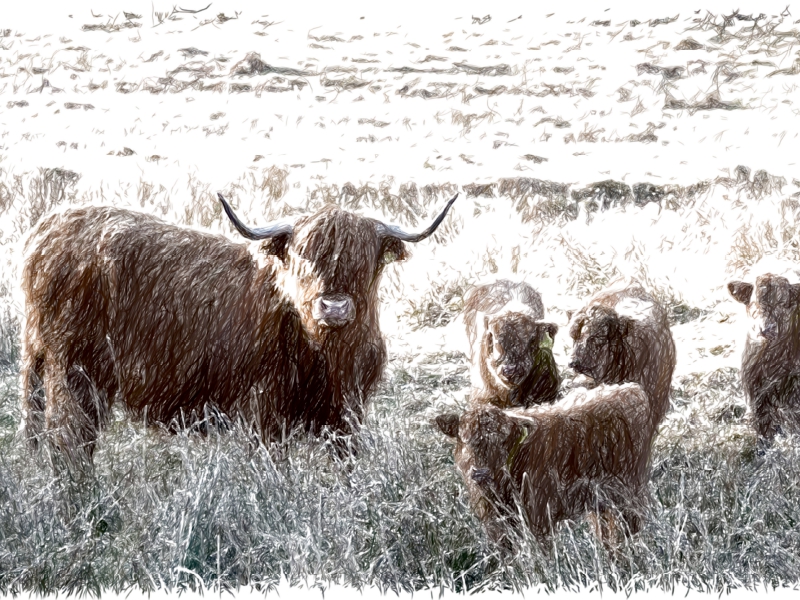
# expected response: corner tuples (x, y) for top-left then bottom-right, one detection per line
(2, 327), (800, 595)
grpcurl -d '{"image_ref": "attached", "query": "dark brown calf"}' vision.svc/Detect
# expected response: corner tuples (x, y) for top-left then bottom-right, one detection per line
(436, 383), (652, 546)
(568, 279), (676, 438)
(728, 274), (800, 439)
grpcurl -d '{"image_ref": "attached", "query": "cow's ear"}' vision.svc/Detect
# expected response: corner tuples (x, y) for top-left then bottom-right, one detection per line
(260, 233), (292, 263)
(617, 315), (633, 339)
(568, 315), (585, 341)
(728, 281), (753, 305)
(435, 413), (460, 438)
(381, 238), (409, 265)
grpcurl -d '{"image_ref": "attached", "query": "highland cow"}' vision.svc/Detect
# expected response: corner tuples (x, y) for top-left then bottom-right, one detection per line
(463, 280), (560, 408)
(568, 279), (676, 437)
(436, 383), (652, 545)
(21, 193), (458, 463)
(728, 274), (800, 439)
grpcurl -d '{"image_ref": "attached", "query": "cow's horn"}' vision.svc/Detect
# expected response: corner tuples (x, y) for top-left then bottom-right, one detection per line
(217, 193), (294, 240)
(376, 193), (459, 243)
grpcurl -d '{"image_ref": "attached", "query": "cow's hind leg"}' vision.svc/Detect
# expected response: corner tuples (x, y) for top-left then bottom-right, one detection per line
(43, 360), (109, 471)
(21, 351), (46, 448)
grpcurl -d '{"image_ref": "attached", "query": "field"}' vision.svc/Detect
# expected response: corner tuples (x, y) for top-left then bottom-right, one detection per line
(2, 0), (800, 595)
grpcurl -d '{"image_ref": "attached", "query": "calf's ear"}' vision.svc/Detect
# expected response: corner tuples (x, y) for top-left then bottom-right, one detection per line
(543, 322), (558, 341)
(568, 315), (585, 341)
(728, 281), (753, 305)
(435, 413), (460, 438)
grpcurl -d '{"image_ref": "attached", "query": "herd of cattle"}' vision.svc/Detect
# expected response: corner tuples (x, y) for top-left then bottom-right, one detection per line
(15, 194), (800, 547)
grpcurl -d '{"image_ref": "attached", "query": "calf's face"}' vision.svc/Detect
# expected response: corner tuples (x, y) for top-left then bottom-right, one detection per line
(568, 306), (632, 383)
(435, 409), (527, 495)
(482, 313), (558, 389)
(729, 275), (800, 343)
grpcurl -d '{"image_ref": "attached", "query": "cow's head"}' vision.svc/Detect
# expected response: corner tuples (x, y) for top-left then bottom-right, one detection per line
(481, 312), (558, 390)
(568, 304), (635, 384)
(729, 274), (800, 343)
(218, 193), (458, 335)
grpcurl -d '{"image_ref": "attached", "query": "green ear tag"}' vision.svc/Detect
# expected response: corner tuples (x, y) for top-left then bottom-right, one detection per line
(539, 332), (554, 350)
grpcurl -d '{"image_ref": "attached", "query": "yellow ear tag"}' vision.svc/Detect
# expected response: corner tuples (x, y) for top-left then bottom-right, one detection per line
(539, 332), (554, 350)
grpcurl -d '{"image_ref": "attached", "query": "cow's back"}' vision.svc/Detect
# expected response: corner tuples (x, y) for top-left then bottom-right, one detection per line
(512, 383), (651, 524)
(22, 206), (304, 432)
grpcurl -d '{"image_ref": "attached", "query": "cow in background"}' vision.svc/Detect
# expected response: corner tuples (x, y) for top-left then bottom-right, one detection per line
(728, 274), (800, 440)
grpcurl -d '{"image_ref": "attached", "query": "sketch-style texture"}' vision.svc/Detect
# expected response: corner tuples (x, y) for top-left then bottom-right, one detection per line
(728, 274), (800, 440)
(436, 382), (651, 546)
(6, 2), (800, 596)
(463, 280), (560, 408)
(20, 194), (458, 464)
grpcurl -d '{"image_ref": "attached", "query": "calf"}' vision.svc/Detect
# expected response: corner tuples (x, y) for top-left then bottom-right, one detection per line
(436, 383), (652, 545)
(568, 279), (676, 437)
(463, 280), (560, 408)
(728, 274), (800, 439)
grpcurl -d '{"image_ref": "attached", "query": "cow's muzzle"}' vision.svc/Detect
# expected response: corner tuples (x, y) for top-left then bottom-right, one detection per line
(312, 294), (355, 328)
(470, 467), (493, 485)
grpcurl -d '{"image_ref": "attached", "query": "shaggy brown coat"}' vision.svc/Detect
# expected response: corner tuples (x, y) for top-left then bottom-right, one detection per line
(728, 274), (800, 439)
(21, 199), (455, 462)
(568, 280), (676, 438)
(436, 383), (652, 545)
(463, 280), (560, 408)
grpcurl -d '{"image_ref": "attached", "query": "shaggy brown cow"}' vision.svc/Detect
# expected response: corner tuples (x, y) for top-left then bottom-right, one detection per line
(436, 383), (652, 545)
(21, 193), (458, 463)
(728, 274), (800, 439)
(463, 280), (559, 408)
(568, 279), (676, 437)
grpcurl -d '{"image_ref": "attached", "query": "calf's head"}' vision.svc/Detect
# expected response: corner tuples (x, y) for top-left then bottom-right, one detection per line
(568, 304), (635, 384)
(218, 193), (458, 337)
(729, 274), (800, 343)
(481, 313), (558, 390)
(435, 407), (535, 496)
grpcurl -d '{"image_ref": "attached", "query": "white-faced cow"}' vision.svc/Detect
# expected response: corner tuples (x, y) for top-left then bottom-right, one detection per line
(21, 193), (458, 463)
(462, 280), (560, 409)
